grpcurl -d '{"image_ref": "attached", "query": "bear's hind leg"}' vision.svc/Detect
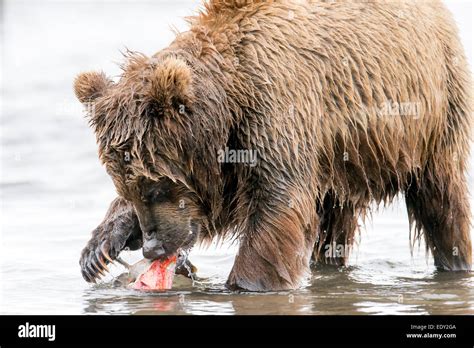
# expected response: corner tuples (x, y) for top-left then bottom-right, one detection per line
(405, 170), (472, 271)
(312, 194), (359, 267)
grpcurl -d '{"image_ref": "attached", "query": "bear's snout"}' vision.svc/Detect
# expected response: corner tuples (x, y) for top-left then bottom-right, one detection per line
(142, 238), (166, 260)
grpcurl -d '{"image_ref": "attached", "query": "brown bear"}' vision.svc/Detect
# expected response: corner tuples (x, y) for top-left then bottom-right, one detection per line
(76, 0), (472, 291)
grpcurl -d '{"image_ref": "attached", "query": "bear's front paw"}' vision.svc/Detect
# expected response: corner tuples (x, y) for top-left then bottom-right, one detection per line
(80, 224), (121, 283)
(79, 220), (141, 283)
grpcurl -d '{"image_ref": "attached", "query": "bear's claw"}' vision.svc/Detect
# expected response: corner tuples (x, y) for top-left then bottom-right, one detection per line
(79, 197), (142, 283)
(100, 242), (114, 263)
(95, 248), (110, 272)
(80, 235), (120, 282)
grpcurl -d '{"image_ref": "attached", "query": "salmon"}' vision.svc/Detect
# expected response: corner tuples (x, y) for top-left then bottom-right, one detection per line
(131, 255), (177, 291)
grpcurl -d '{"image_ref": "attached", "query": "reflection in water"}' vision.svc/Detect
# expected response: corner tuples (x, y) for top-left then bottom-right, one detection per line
(80, 265), (474, 315)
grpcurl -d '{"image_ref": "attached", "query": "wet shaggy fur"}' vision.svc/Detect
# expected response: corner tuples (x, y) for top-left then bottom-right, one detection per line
(76, 0), (472, 291)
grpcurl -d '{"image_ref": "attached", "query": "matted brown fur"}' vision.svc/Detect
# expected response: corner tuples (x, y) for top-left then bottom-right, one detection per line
(75, 0), (472, 291)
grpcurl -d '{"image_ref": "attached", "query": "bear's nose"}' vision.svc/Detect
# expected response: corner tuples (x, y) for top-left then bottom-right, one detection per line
(142, 239), (166, 260)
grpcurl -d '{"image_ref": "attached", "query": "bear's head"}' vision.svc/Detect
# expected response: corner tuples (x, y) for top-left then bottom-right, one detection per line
(74, 52), (230, 260)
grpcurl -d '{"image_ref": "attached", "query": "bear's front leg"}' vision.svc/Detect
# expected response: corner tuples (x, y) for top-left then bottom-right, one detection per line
(226, 210), (318, 291)
(79, 197), (142, 282)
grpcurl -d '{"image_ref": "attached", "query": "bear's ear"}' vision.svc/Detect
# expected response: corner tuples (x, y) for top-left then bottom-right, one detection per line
(74, 71), (112, 103)
(149, 57), (195, 108)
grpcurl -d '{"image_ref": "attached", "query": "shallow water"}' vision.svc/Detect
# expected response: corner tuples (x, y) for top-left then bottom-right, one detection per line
(1, 0), (473, 315)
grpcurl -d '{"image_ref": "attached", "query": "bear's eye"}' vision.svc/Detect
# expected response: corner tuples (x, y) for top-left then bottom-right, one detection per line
(149, 104), (165, 118)
(148, 187), (170, 203)
(138, 194), (149, 204)
(151, 191), (163, 201)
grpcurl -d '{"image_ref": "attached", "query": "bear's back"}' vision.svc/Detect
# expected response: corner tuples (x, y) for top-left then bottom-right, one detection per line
(188, 0), (471, 201)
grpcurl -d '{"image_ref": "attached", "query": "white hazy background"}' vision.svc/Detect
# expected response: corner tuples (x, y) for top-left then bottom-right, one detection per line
(0, 0), (472, 314)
